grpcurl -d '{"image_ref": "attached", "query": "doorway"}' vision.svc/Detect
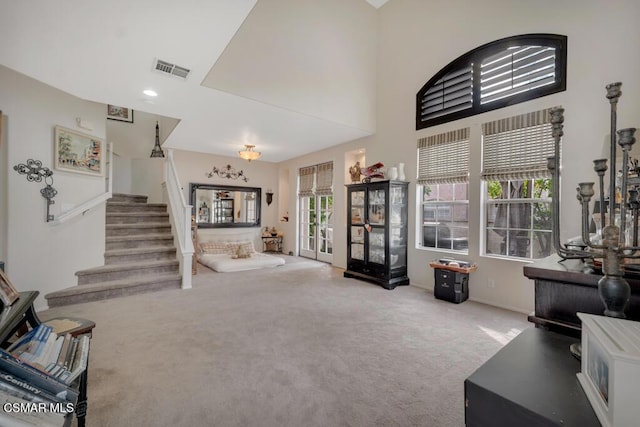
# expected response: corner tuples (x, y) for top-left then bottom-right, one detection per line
(298, 162), (334, 263)
(299, 194), (333, 262)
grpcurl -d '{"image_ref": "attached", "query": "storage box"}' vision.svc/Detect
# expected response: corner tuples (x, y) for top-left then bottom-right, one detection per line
(577, 313), (640, 427)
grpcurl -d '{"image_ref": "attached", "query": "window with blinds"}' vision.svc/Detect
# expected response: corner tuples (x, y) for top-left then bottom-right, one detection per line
(481, 108), (556, 261)
(418, 128), (470, 253)
(416, 34), (566, 130)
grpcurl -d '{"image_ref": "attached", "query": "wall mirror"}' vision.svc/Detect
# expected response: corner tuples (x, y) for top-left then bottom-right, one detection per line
(190, 183), (261, 228)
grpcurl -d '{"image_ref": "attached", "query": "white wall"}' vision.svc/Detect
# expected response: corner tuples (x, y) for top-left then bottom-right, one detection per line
(369, 0), (640, 313)
(131, 159), (165, 203)
(172, 150), (280, 246)
(0, 65), (107, 310)
(204, 0), (377, 133)
(0, 111), (7, 264)
(275, 0), (640, 314)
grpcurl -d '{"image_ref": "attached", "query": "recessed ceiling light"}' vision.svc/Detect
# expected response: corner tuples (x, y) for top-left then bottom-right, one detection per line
(143, 89), (158, 97)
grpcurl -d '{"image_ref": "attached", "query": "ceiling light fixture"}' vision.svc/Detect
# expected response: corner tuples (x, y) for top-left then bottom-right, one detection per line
(143, 89), (158, 97)
(150, 121), (165, 158)
(238, 144), (261, 162)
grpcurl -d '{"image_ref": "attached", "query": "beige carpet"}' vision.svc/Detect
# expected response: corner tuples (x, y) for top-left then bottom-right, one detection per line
(39, 256), (530, 427)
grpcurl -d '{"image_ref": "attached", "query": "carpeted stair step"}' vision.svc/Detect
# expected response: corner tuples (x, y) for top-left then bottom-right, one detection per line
(106, 212), (170, 224)
(45, 273), (182, 307)
(106, 202), (167, 213)
(106, 233), (174, 250)
(105, 246), (177, 264)
(109, 193), (148, 204)
(106, 223), (172, 236)
(76, 259), (179, 285)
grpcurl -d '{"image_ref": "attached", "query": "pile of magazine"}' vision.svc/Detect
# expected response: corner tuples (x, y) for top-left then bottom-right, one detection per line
(0, 324), (90, 426)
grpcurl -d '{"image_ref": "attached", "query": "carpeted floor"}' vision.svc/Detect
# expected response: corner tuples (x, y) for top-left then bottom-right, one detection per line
(39, 256), (530, 427)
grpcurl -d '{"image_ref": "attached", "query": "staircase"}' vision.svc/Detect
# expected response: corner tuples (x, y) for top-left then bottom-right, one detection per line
(45, 194), (182, 307)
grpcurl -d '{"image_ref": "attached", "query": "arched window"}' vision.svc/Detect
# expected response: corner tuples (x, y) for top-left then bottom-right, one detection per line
(416, 34), (567, 130)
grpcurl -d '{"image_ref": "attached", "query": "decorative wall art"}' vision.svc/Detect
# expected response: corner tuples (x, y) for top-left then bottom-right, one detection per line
(106, 104), (134, 123)
(54, 126), (103, 176)
(206, 164), (248, 182)
(0, 269), (20, 306)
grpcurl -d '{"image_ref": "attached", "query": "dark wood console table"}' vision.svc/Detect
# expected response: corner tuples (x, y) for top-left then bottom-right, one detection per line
(0, 291), (93, 427)
(465, 327), (600, 427)
(523, 254), (640, 337)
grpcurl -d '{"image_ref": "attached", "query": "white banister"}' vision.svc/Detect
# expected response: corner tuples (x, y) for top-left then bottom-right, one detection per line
(164, 149), (194, 289)
(51, 142), (114, 225)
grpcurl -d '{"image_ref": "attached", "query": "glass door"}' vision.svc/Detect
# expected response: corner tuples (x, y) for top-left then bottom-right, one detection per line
(389, 184), (407, 268)
(367, 187), (386, 265)
(317, 194), (333, 263)
(299, 195), (316, 259)
(299, 194), (334, 262)
(349, 190), (366, 262)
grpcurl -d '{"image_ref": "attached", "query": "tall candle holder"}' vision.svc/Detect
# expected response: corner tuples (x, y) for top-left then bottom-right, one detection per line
(549, 82), (637, 324)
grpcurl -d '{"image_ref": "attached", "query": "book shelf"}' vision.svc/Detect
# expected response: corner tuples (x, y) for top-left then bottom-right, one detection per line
(0, 291), (93, 427)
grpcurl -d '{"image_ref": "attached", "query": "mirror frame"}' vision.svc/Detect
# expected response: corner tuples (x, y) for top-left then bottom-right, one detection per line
(190, 183), (261, 229)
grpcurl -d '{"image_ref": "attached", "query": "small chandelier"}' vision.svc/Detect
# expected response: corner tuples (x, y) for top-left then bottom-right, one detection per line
(238, 144), (261, 162)
(150, 121), (165, 158)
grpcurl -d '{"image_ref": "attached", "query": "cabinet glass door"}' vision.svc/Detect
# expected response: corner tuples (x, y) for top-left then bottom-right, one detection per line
(368, 228), (385, 264)
(350, 190), (366, 261)
(390, 184), (407, 268)
(368, 189), (386, 225)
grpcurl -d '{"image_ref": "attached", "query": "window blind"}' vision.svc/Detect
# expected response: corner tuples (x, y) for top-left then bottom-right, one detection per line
(419, 66), (473, 123)
(481, 107), (558, 181)
(480, 45), (557, 105)
(417, 127), (470, 185)
(298, 166), (316, 197)
(315, 162), (334, 195)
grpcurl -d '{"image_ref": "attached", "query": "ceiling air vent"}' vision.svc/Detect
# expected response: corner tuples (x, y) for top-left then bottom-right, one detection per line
(154, 59), (190, 80)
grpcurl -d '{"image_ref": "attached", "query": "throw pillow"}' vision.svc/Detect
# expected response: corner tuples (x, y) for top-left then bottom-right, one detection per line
(227, 241), (256, 255)
(231, 244), (251, 259)
(199, 242), (229, 254)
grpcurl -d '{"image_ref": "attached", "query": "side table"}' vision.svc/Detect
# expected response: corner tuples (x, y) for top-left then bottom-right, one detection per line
(262, 236), (283, 253)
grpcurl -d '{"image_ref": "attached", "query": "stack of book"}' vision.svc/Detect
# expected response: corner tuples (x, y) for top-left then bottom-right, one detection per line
(0, 324), (90, 426)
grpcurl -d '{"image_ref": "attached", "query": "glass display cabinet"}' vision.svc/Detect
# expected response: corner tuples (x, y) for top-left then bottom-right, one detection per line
(344, 180), (409, 289)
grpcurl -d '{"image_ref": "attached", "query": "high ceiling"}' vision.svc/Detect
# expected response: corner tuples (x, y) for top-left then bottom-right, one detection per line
(0, 0), (389, 162)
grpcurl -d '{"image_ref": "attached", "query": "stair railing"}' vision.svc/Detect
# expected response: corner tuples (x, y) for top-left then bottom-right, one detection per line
(51, 142), (114, 225)
(164, 149), (194, 289)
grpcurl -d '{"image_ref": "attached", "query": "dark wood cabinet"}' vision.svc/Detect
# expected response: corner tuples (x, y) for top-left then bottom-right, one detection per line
(344, 180), (409, 289)
(465, 327), (600, 427)
(523, 254), (640, 337)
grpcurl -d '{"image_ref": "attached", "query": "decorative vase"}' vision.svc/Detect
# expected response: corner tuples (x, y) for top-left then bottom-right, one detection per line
(397, 163), (406, 181)
(387, 167), (398, 180)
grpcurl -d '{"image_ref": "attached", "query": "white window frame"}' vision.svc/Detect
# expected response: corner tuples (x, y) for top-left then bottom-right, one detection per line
(420, 183), (469, 253)
(482, 178), (553, 260)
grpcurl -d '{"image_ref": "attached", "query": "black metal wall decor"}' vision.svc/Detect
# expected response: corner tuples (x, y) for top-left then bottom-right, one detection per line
(13, 159), (57, 222)
(206, 164), (248, 182)
(266, 190), (274, 206)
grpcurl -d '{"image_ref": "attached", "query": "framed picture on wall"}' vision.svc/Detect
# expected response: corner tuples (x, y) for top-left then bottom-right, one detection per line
(0, 269), (20, 306)
(106, 104), (134, 123)
(54, 126), (104, 176)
